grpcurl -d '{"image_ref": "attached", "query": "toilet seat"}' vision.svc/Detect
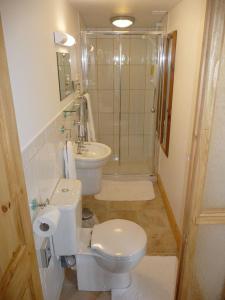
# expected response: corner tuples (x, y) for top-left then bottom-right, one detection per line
(91, 219), (147, 261)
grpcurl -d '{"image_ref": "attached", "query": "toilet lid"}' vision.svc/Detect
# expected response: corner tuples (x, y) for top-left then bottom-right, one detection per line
(91, 219), (147, 259)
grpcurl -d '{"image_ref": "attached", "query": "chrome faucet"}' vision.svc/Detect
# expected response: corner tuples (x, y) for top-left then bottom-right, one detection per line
(78, 96), (88, 141)
(76, 138), (83, 154)
(73, 95), (89, 154)
(74, 121), (85, 154)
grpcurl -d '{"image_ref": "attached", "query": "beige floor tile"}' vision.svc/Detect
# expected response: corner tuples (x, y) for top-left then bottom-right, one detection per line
(103, 160), (152, 175)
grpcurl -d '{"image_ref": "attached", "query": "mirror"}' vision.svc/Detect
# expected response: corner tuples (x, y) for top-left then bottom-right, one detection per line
(159, 31), (177, 156)
(56, 52), (74, 101)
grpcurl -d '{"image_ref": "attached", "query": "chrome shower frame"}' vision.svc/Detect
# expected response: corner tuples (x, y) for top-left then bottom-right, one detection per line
(80, 29), (165, 176)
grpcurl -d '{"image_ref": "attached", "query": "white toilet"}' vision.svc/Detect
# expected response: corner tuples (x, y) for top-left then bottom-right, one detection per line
(50, 178), (147, 291)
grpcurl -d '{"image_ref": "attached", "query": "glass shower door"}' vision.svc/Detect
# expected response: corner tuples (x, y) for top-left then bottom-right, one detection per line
(113, 34), (158, 175)
(83, 33), (159, 175)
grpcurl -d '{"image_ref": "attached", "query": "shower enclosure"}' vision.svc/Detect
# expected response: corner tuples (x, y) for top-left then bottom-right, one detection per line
(81, 31), (161, 175)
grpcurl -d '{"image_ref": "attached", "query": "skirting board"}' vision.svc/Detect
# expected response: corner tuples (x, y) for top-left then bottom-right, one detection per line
(157, 174), (182, 253)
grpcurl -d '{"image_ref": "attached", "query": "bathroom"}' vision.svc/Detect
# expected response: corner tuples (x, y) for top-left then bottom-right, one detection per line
(0, 0), (225, 300)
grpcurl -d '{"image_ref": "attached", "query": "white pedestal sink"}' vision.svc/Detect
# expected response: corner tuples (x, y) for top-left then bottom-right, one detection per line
(74, 142), (111, 195)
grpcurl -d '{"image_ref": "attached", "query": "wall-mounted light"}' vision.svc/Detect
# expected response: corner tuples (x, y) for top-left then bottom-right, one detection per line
(54, 31), (76, 47)
(111, 16), (135, 28)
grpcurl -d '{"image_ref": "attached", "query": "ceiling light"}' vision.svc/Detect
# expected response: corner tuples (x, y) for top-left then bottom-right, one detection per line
(111, 16), (135, 28)
(54, 31), (76, 47)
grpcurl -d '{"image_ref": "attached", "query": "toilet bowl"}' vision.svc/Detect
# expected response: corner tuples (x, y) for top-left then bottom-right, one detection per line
(91, 219), (146, 273)
(50, 179), (147, 292)
(76, 219), (147, 291)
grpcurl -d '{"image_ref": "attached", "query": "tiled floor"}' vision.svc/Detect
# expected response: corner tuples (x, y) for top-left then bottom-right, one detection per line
(103, 160), (153, 175)
(60, 182), (177, 300)
(83, 182), (177, 256)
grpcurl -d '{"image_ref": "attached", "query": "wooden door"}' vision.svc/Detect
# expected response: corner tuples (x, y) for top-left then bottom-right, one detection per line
(0, 17), (43, 300)
(176, 0), (225, 299)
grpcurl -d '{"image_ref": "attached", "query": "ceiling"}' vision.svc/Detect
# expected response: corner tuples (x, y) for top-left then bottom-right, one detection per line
(70, 0), (181, 29)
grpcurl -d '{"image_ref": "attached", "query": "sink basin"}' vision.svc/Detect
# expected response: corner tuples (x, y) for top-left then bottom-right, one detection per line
(74, 142), (111, 169)
(75, 142), (111, 160)
(74, 142), (111, 195)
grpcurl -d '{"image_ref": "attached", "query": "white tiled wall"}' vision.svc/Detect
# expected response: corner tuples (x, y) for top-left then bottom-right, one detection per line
(86, 35), (157, 170)
(22, 107), (78, 214)
(22, 99), (78, 300)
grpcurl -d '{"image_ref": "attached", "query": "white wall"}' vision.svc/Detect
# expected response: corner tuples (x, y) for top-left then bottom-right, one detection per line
(0, 0), (82, 150)
(21, 102), (77, 300)
(0, 1), (83, 299)
(158, 0), (206, 230)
